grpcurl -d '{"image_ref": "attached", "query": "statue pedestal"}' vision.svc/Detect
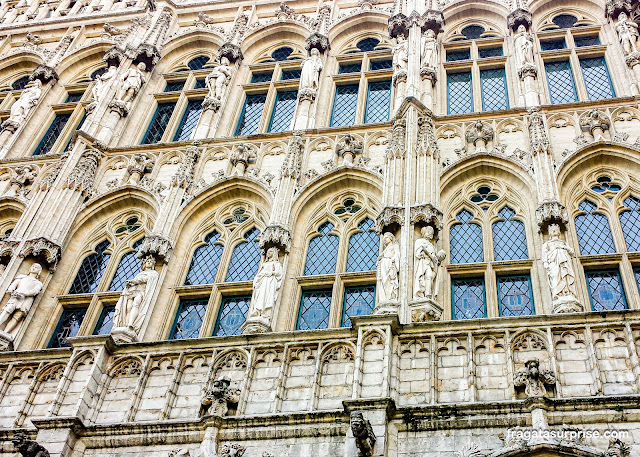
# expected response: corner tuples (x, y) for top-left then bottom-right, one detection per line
(373, 300), (399, 316)
(241, 316), (271, 334)
(0, 330), (14, 351)
(552, 296), (583, 314)
(111, 326), (138, 343)
(409, 298), (442, 322)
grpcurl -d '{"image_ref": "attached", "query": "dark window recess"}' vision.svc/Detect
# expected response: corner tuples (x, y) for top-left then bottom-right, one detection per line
(164, 80), (185, 92)
(272, 47), (294, 61)
(553, 14), (578, 29)
(339, 63), (362, 74)
(540, 39), (566, 51)
(461, 25), (485, 40)
(251, 72), (273, 83)
(11, 76), (31, 91)
(93, 305), (116, 335)
(447, 49), (471, 61)
(574, 35), (600, 47)
(187, 55), (209, 70)
(194, 79), (207, 89)
(65, 92), (83, 103)
(370, 59), (393, 70)
(281, 69), (302, 80)
(478, 47), (503, 58)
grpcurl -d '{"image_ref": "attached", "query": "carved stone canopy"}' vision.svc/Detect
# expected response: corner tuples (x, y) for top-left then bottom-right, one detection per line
(132, 44), (160, 70)
(422, 9), (445, 34)
(605, 0), (634, 20)
(258, 225), (291, 253)
(137, 233), (173, 264)
(376, 206), (404, 233)
(19, 237), (62, 272)
(103, 46), (124, 67)
(30, 65), (58, 84)
(305, 32), (330, 52)
(536, 201), (569, 233)
(507, 8), (533, 32)
(217, 42), (243, 64)
(410, 204), (443, 232)
(388, 13), (408, 39)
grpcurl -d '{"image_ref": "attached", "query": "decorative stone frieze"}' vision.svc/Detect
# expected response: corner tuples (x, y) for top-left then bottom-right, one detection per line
(259, 225), (292, 253)
(513, 359), (556, 398)
(65, 148), (102, 196)
(200, 376), (241, 417)
(350, 412), (376, 457)
(137, 233), (173, 264)
(12, 433), (50, 457)
(536, 201), (568, 232)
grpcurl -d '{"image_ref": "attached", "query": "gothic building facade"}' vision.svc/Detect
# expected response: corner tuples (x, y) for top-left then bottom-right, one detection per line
(0, 0), (638, 456)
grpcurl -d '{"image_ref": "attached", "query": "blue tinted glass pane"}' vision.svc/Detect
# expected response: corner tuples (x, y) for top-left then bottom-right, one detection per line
(268, 90), (298, 133)
(185, 231), (223, 285)
(339, 63), (362, 74)
(346, 218), (378, 272)
(281, 69), (301, 80)
(331, 84), (359, 127)
(142, 102), (176, 144)
(492, 208), (528, 261)
(214, 296), (250, 336)
(580, 57), (615, 100)
(272, 47), (293, 61)
(498, 276), (534, 316)
(33, 113), (71, 156)
(541, 39), (566, 51)
(194, 79), (207, 89)
(478, 47), (503, 58)
(480, 68), (508, 111)
(170, 298), (207, 340)
(48, 307), (88, 348)
(297, 289), (332, 330)
(574, 36), (600, 47)
(225, 228), (261, 282)
(446, 49), (471, 62)
(235, 93), (267, 136)
(251, 72), (273, 83)
(342, 285), (375, 326)
(188, 55), (209, 70)
(450, 211), (483, 264)
(12, 76), (31, 91)
(586, 270), (627, 311)
(365, 80), (391, 123)
(69, 240), (111, 294)
(448, 72), (473, 114)
(164, 80), (185, 92)
(65, 92), (83, 103)
(304, 223), (339, 275)
(575, 200), (615, 255)
(621, 196), (640, 252)
(174, 99), (203, 141)
(357, 38), (379, 52)
(453, 279), (485, 319)
(553, 14), (577, 29)
(108, 239), (143, 291)
(93, 305), (115, 335)
(545, 61), (577, 104)
(370, 60), (393, 70)
(462, 25), (484, 39)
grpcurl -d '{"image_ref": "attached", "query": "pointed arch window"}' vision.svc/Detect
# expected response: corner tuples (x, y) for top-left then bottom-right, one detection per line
(225, 228), (261, 282)
(574, 199), (615, 255)
(184, 231), (223, 285)
(187, 55), (209, 71)
(492, 206), (528, 261)
(69, 240), (111, 294)
(450, 210), (483, 264)
(304, 222), (339, 275)
(346, 218), (378, 272)
(620, 196), (640, 252)
(108, 239), (143, 291)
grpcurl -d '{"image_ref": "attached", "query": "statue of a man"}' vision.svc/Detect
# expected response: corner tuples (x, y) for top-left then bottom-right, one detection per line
(112, 255), (159, 333)
(514, 24), (534, 67)
(249, 247), (283, 319)
(616, 12), (639, 55)
(542, 224), (578, 303)
(392, 35), (409, 74)
(300, 48), (323, 92)
(421, 29), (437, 68)
(413, 226), (446, 299)
(0, 263), (43, 337)
(205, 57), (233, 101)
(377, 232), (400, 303)
(8, 79), (42, 124)
(116, 62), (146, 105)
(91, 65), (117, 104)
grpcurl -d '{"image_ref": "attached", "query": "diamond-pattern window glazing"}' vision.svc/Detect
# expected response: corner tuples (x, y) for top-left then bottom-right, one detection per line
(185, 231), (223, 285)
(214, 296), (251, 336)
(69, 240), (111, 294)
(93, 305), (115, 335)
(331, 84), (359, 127)
(170, 298), (207, 340)
(586, 270), (628, 311)
(545, 61), (577, 104)
(478, 47), (503, 58)
(450, 210), (483, 264)
(173, 99), (203, 141)
(235, 93), (267, 136)
(492, 206), (528, 261)
(12, 76), (31, 91)
(365, 80), (391, 123)
(268, 90), (297, 133)
(304, 222), (339, 276)
(108, 239), (143, 291)
(497, 275), (534, 316)
(448, 72), (473, 114)
(342, 285), (375, 326)
(575, 200), (616, 255)
(452, 279), (486, 320)
(370, 59), (393, 70)
(339, 63), (362, 74)
(281, 69), (301, 80)
(580, 57), (615, 100)
(225, 228), (261, 282)
(346, 218), (378, 272)
(446, 49), (471, 62)
(48, 307), (88, 348)
(541, 39), (566, 51)
(33, 113), (71, 156)
(620, 196), (640, 252)
(297, 289), (332, 330)
(356, 38), (379, 52)
(164, 80), (185, 92)
(480, 68), (509, 111)
(251, 72), (273, 83)
(141, 102), (176, 144)
(574, 35), (600, 47)
(187, 55), (209, 70)
(634, 268), (640, 295)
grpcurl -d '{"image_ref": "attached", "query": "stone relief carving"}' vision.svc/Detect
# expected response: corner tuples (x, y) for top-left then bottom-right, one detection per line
(2, 80), (42, 132)
(218, 443), (245, 457)
(514, 25), (535, 70)
(0, 263), (43, 349)
(335, 134), (363, 166)
(350, 412), (376, 457)
(200, 376), (240, 417)
(542, 223), (582, 313)
(513, 358), (556, 398)
(466, 121), (494, 153)
(230, 144), (255, 176)
(6, 165), (37, 198)
(12, 433), (50, 457)
(376, 232), (400, 304)
(580, 109), (610, 141)
(126, 153), (154, 185)
(421, 28), (437, 71)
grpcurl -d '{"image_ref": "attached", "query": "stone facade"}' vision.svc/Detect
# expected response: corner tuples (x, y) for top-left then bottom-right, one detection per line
(0, 0), (638, 456)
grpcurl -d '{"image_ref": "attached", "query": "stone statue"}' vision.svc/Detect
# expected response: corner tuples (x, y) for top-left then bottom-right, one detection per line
(606, 438), (631, 457)
(413, 226), (446, 300)
(91, 65), (117, 104)
(377, 232), (400, 303)
(300, 48), (323, 92)
(112, 255), (159, 334)
(0, 263), (43, 338)
(7, 79), (42, 125)
(350, 412), (376, 457)
(116, 62), (146, 105)
(421, 29), (437, 68)
(205, 57), (233, 101)
(12, 433), (50, 457)
(249, 247), (283, 319)
(218, 444), (245, 457)
(616, 12), (639, 55)
(514, 24), (534, 67)
(513, 359), (556, 398)
(392, 35), (409, 73)
(542, 224), (579, 309)
(200, 376), (241, 417)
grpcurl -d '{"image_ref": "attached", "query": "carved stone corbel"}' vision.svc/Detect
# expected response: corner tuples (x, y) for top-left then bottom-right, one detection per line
(137, 233), (173, 264)
(335, 134), (363, 166)
(580, 109), (611, 141)
(513, 359), (556, 398)
(200, 376), (240, 417)
(12, 433), (50, 457)
(465, 121), (494, 153)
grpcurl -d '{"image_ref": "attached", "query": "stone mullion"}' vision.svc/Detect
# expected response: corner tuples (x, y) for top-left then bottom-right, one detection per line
(14, 360), (45, 427)
(584, 325), (604, 395)
(273, 343), (289, 412)
(236, 346), (255, 415)
(467, 332), (475, 402)
(125, 353), (151, 422)
(545, 326), (563, 398)
(161, 352), (185, 420)
(504, 330), (516, 399)
(624, 323), (640, 391)
(310, 341), (324, 411)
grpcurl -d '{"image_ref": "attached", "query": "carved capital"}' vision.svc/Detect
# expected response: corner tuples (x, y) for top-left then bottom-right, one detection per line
(259, 225), (292, 253)
(420, 65), (437, 85)
(536, 200), (568, 232)
(137, 233), (173, 264)
(305, 32), (330, 52)
(392, 69), (407, 86)
(410, 204), (443, 231)
(108, 100), (129, 117)
(297, 88), (317, 102)
(375, 206), (404, 233)
(217, 42), (243, 64)
(507, 8), (532, 32)
(202, 96), (221, 112)
(19, 236), (62, 271)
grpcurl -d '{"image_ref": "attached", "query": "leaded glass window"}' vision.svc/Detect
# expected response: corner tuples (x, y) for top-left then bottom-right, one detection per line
(356, 38), (379, 52)
(251, 72), (273, 83)
(93, 305), (115, 335)
(225, 228), (261, 282)
(446, 49), (471, 62)
(574, 35), (600, 47)
(213, 296), (251, 336)
(370, 60), (392, 70)
(164, 80), (185, 92)
(364, 80), (391, 123)
(194, 79), (207, 89)
(235, 93), (267, 136)
(575, 200), (615, 255)
(545, 61), (577, 104)
(541, 39), (566, 51)
(272, 47), (293, 61)
(297, 289), (332, 330)
(346, 218), (378, 272)
(65, 92), (83, 103)
(173, 99), (202, 141)
(268, 90), (298, 133)
(553, 14), (578, 29)
(492, 206), (528, 261)
(281, 69), (301, 80)
(342, 285), (375, 326)
(69, 240), (111, 294)
(48, 307), (88, 348)
(452, 279), (486, 319)
(634, 268), (640, 295)
(170, 298), (208, 340)
(331, 84), (359, 127)
(478, 47), (503, 58)
(141, 102), (176, 144)
(620, 196), (640, 252)
(33, 113), (71, 156)
(339, 63), (362, 74)
(497, 275), (534, 316)
(480, 68), (508, 111)
(185, 231), (223, 286)
(580, 57), (615, 100)
(462, 25), (485, 40)
(188, 55), (209, 70)
(11, 76), (31, 91)
(591, 176), (621, 193)
(450, 210), (483, 264)
(108, 239), (143, 291)
(304, 222), (339, 276)
(448, 72), (473, 114)
(586, 270), (628, 311)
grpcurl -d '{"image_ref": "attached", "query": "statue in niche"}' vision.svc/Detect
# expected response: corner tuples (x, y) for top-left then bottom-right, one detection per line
(0, 263), (43, 338)
(542, 224), (579, 308)
(205, 57), (233, 101)
(421, 29), (437, 68)
(91, 65), (118, 105)
(377, 232), (400, 303)
(514, 24), (534, 67)
(392, 35), (409, 73)
(514, 358), (556, 398)
(413, 226), (446, 300)
(616, 12), (639, 55)
(7, 79), (42, 126)
(112, 255), (158, 334)
(249, 247), (283, 319)
(115, 62), (146, 105)
(300, 47), (323, 92)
